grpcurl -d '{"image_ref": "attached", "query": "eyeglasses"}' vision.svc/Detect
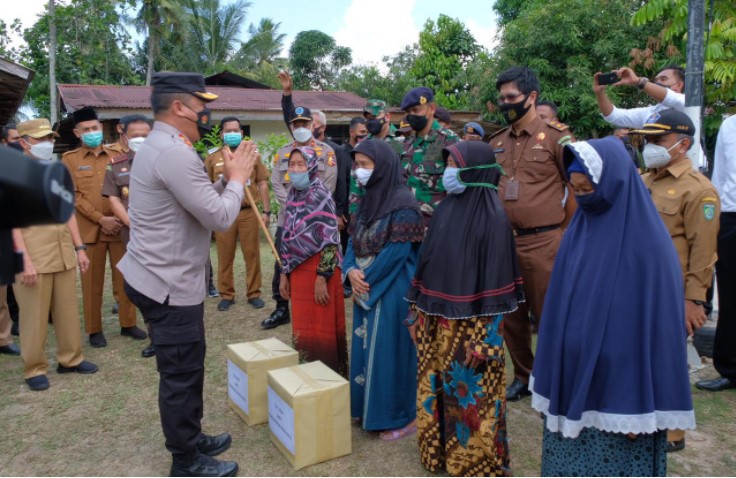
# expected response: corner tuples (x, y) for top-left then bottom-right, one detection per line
(497, 93), (525, 104)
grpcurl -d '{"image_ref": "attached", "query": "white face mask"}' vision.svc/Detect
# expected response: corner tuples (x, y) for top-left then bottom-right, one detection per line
(292, 127), (313, 144)
(127, 136), (146, 153)
(30, 141), (54, 160)
(642, 140), (683, 169)
(355, 168), (373, 186)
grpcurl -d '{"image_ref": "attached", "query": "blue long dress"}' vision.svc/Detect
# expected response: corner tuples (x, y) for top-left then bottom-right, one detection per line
(343, 237), (419, 430)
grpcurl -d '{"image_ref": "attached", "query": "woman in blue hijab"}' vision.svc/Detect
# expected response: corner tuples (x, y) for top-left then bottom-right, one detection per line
(531, 137), (695, 476)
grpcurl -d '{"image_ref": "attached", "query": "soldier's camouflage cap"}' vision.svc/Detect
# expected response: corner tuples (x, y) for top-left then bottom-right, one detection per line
(363, 99), (387, 116)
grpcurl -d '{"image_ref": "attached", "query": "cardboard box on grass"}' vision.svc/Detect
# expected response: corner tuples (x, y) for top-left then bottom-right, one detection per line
(267, 361), (351, 469)
(226, 338), (299, 425)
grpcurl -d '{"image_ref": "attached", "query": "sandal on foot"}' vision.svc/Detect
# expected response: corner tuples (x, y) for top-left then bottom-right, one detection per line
(666, 438), (685, 453)
(379, 423), (417, 441)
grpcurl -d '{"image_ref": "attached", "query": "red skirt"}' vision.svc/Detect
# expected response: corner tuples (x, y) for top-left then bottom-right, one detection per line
(290, 254), (348, 377)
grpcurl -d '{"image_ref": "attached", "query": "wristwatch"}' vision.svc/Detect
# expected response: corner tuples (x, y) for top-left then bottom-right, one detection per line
(637, 77), (649, 90)
(74, 244), (88, 251)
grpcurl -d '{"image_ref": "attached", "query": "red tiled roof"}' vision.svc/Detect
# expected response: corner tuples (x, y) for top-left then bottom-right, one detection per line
(58, 84), (367, 112)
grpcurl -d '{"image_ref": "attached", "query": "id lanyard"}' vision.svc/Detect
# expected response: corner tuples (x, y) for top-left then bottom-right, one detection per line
(458, 163), (506, 190)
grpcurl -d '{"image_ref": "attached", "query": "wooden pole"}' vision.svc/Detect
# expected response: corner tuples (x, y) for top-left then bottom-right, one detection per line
(243, 184), (281, 267)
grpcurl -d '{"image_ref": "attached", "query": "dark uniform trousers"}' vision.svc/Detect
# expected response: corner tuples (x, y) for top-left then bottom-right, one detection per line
(714, 212), (736, 382)
(271, 226), (286, 304)
(215, 207), (261, 301)
(125, 282), (205, 457)
(503, 228), (563, 383)
(83, 240), (137, 334)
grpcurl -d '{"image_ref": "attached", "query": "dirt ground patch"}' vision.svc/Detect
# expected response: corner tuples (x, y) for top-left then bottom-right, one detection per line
(0, 241), (734, 476)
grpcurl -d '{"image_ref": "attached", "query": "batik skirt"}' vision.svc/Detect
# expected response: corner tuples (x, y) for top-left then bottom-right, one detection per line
(415, 312), (510, 477)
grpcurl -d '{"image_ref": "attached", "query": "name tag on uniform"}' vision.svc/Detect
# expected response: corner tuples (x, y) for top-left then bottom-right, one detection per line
(78, 165), (92, 170)
(215, 162), (224, 167)
(118, 172), (130, 177)
(505, 179), (519, 201)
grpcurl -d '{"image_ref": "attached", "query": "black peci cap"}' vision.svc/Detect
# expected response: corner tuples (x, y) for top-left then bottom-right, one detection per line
(151, 72), (219, 102)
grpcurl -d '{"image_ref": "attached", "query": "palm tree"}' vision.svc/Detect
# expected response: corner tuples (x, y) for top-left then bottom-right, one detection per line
(183, 0), (250, 74)
(238, 18), (286, 68)
(131, 0), (187, 85)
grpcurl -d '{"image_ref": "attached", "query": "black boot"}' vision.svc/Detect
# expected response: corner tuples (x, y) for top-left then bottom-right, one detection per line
(170, 453), (238, 477)
(261, 303), (290, 330)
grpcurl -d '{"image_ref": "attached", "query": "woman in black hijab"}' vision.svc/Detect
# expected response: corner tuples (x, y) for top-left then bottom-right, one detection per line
(406, 141), (525, 476)
(344, 139), (425, 440)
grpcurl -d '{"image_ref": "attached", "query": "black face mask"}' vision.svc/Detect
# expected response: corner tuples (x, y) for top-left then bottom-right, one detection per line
(6, 141), (23, 152)
(312, 127), (324, 139)
(405, 114), (429, 132)
(183, 104), (212, 139)
(355, 134), (368, 143)
(366, 118), (385, 136)
(499, 95), (531, 124)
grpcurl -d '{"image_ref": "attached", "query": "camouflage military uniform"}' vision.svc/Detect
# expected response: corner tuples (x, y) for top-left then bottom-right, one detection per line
(400, 119), (459, 227)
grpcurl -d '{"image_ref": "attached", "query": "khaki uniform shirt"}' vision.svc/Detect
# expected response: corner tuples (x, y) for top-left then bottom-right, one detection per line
(491, 116), (574, 230)
(101, 151), (134, 243)
(62, 145), (120, 244)
(205, 147), (269, 208)
(20, 224), (76, 274)
(271, 139), (337, 227)
(642, 159), (720, 301)
(117, 121), (245, 306)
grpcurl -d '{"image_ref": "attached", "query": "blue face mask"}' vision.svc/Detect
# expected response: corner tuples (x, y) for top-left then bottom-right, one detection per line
(444, 163), (505, 194)
(82, 131), (103, 148)
(290, 172), (311, 190)
(442, 167), (466, 195)
(223, 132), (242, 148)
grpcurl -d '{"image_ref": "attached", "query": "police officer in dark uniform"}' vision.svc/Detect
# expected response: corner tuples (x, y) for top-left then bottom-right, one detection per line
(119, 72), (257, 477)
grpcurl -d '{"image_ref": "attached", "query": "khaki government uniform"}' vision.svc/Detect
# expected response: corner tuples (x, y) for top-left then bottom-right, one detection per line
(642, 158), (720, 445)
(102, 141), (126, 302)
(14, 224), (85, 379)
(101, 151), (134, 243)
(62, 145), (137, 334)
(0, 286), (13, 347)
(491, 115), (575, 384)
(205, 147), (269, 301)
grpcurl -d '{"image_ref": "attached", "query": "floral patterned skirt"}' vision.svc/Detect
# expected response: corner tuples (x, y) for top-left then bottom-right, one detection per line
(415, 313), (510, 477)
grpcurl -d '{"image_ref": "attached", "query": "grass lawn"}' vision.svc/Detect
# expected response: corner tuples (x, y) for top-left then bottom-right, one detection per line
(1, 238), (735, 476)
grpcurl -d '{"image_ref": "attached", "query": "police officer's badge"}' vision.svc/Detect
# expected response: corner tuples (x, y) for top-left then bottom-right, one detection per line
(704, 203), (715, 221)
(419, 96), (427, 105)
(295, 107), (304, 115)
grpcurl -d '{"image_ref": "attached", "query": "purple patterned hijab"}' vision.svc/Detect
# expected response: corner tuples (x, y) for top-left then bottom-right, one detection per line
(280, 147), (341, 274)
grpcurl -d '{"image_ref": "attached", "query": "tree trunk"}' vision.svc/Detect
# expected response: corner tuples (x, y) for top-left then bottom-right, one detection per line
(146, 29), (156, 86)
(49, 0), (57, 124)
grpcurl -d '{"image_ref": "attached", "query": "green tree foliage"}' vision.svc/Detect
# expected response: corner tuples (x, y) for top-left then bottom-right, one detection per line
(491, 0), (665, 138)
(409, 14), (481, 109)
(631, 0), (736, 133)
(232, 18), (288, 88)
(288, 30), (352, 90)
(129, 0), (187, 85)
(0, 19), (22, 61)
(336, 45), (420, 106)
(22, 0), (140, 118)
(182, 0), (250, 74)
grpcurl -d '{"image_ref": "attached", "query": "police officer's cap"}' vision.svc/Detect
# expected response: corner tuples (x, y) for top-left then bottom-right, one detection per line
(400, 87), (434, 111)
(435, 107), (452, 124)
(72, 106), (99, 125)
(629, 109), (695, 137)
(463, 122), (485, 137)
(151, 72), (219, 102)
(290, 106), (312, 123)
(363, 99), (387, 117)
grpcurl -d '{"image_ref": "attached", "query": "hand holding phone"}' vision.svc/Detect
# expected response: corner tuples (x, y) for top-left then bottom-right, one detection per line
(597, 71), (619, 86)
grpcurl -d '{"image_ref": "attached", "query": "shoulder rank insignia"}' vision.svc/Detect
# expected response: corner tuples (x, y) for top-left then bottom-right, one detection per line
(548, 120), (568, 132)
(178, 133), (193, 148)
